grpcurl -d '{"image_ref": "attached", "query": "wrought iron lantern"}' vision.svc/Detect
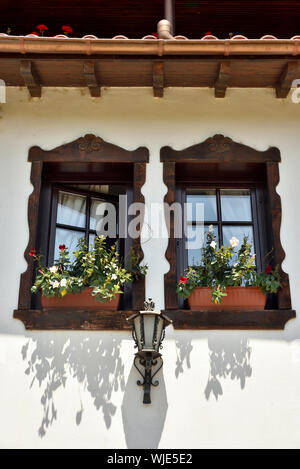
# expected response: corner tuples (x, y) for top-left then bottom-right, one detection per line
(127, 299), (172, 404)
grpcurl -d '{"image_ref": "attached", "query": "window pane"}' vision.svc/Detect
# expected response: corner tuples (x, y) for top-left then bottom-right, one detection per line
(186, 190), (217, 222)
(187, 225), (219, 266)
(220, 189), (252, 222)
(90, 199), (112, 231)
(54, 228), (85, 262)
(57, 191), (86, 228)
(222, 225), (255, 255)
(89, 233), (96, 248)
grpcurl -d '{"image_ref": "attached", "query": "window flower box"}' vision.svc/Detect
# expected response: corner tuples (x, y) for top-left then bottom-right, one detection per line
(41, 288), (121, 311)
(177, 228), (281, 312)
(188, 286), (266, 311)
(30, 236), (147, 315)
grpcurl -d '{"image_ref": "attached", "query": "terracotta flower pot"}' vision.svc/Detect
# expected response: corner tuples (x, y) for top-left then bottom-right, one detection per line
(41, 287), (120, 311)
(188, 286), (266, 311)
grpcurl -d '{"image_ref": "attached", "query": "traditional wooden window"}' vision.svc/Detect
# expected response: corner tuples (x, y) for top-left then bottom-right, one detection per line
(14, 134), (149, 330)
(161, 134), (296, 330)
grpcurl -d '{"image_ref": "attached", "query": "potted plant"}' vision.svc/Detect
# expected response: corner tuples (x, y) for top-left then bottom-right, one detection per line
(30, 236), (147, 311)
(176, 227), (281, 311)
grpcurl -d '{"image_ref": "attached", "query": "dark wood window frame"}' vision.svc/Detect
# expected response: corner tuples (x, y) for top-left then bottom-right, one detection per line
(14, 134), (149, 330)
(161, 134), (296, 330)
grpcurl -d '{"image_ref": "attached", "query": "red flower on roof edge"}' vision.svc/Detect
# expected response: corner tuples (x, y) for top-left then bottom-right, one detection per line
(37, 24), (48, 36)
(205, 31), (212, 36)
(37, 24), (48, 32)
(31, 31), (39, 36)
(62, 25), (73, 34)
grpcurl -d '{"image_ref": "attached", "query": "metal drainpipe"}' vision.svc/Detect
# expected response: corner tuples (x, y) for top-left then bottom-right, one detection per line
(158, 0), (175, 39)
(165, 0), (175, 34)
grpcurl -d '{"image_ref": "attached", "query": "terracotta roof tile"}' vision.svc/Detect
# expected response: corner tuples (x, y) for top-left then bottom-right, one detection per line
(0, 33), (300, 40)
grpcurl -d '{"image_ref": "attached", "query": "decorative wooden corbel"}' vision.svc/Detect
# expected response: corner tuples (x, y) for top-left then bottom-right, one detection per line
(153, 61), (164, 98)
(83, 61), (101, 97)
(20, 60), (41, 98)
(276, 61), (300, 98)
(215, 61), (231, 98)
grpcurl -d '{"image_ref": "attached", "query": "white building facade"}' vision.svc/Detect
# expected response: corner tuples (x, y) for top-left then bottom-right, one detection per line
(0, 86), (300, 448)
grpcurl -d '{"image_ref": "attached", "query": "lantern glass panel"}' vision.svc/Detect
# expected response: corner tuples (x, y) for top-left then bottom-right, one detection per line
(143, 314), (157, 349)
(133, 316), (143, 350)
(153, 317), (164, 352)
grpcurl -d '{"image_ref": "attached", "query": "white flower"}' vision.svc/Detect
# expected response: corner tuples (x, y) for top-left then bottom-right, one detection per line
(209, 224), (214, 233)
(60, 278), (67, 287)
(230, 237), (239, 248)
(49, 266), (58, 274)
(51, 280), (60, 289)
(210, 241), (217, 250)
(111, 274), (118, 280)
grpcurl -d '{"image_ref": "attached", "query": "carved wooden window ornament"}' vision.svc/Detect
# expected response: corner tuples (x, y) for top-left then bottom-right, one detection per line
(160, 134), (295, 330)
(14, 134), (149, 330)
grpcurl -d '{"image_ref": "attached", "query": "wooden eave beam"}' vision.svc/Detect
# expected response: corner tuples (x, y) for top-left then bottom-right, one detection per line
(276, 61), (300, 98)
(83, 61), (101, 97)
(215, 61), (231, 98)
(153, 61), (164, 98)
(20, 60), (41, 97)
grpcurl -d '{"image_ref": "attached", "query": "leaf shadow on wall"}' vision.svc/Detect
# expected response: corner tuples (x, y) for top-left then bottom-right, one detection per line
(205, 336), (252, 401)
(21, 333), (125, 438)
(121, 364), (168, 449)
(175, 337), (193, 378)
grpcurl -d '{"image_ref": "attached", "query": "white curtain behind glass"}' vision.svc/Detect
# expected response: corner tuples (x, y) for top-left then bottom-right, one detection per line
(57, 192), (86, 228)
(54, 192), (87, 262)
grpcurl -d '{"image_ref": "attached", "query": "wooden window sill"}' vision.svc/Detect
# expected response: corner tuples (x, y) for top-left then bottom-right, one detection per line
(14, 309), (133, 331)
(14, 308), (296, 331)
(162, 309), (296, 330)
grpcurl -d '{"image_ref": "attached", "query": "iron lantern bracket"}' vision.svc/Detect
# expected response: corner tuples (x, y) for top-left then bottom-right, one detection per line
(133, 351), (163, 405)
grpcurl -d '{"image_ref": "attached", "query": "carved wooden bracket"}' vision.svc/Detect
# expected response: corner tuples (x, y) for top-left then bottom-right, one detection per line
(153, 61), (164, 98)
(276, 61), (300, 99)
(215, 61), (231, 98)
(83, 61), (101, 97)
(20, 60), (41, 98)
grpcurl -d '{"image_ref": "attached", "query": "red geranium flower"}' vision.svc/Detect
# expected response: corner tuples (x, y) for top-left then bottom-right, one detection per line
(265, 264), (272, 274)
(62, 25), (73, 34)
(37, 24), (48, 32)
(29, 250), (37, 257)
(59, 244), (66, 251)
(152, 32), (158, 38)
(30, 31), (39, 36)
(179, 276), (188, 284)
(205, 31), (212, 36)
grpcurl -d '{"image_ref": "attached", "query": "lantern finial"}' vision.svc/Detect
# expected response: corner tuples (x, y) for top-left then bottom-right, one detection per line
(144, 298), (155, 311)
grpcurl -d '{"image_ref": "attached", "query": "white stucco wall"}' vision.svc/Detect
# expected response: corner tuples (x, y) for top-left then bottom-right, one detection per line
(0, 87), (300, 449)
